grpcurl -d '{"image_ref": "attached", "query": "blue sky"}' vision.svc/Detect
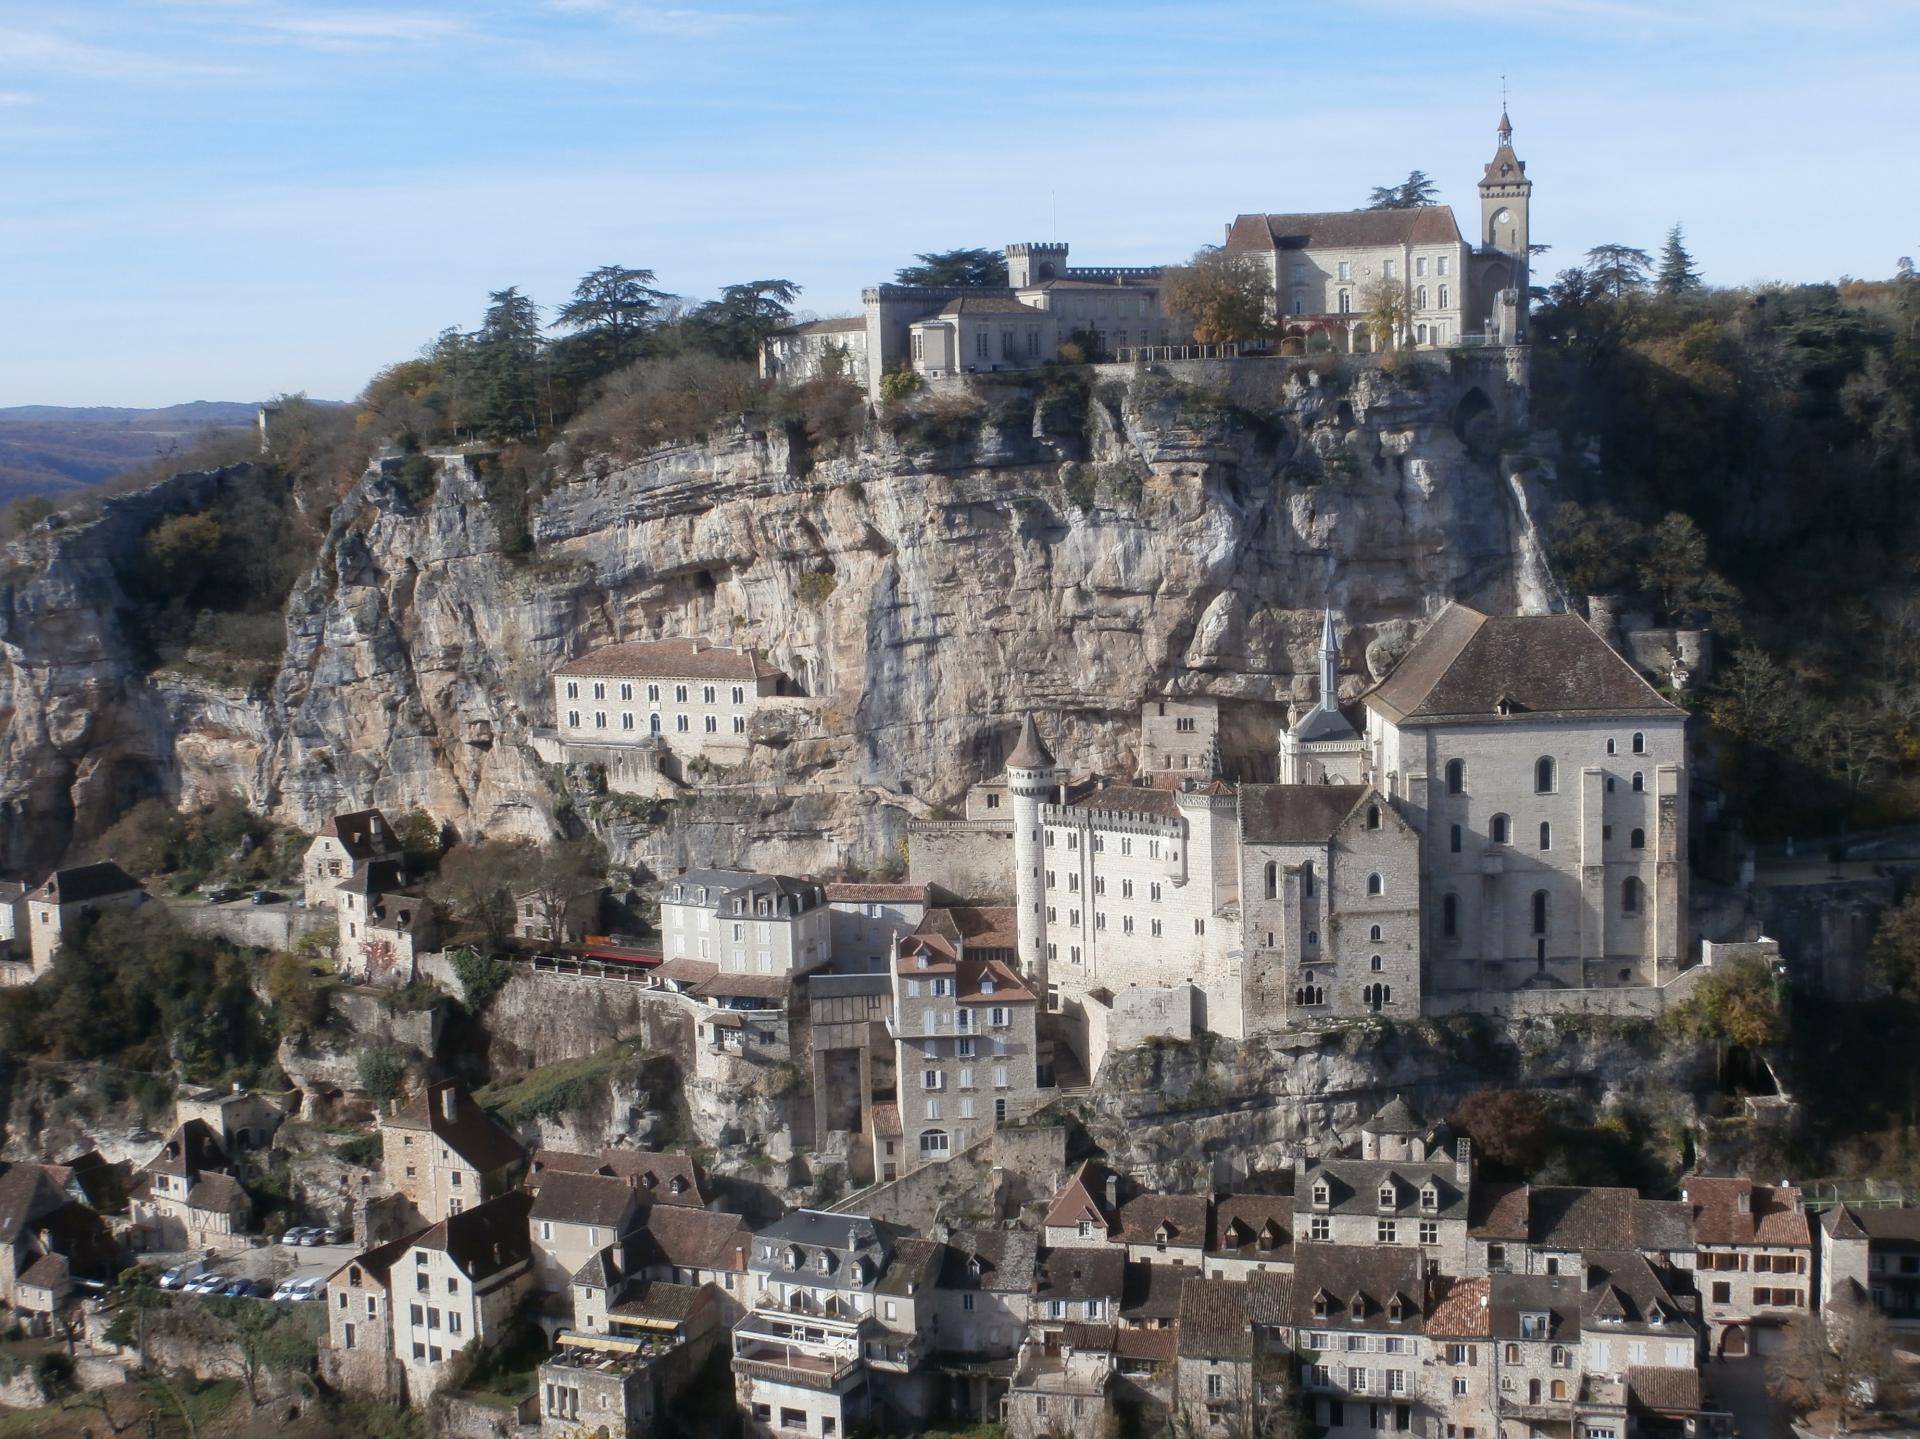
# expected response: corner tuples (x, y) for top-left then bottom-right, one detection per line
(3, 0), (1916, 406)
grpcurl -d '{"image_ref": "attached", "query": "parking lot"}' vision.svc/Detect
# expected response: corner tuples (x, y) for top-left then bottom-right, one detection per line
(155, 1236), (360, 1301)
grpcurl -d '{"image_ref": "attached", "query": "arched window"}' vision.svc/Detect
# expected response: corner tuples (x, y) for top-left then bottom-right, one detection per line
(1490, 813), (1509, 845)
(1531, 890), (1549, 935)
(1606, 737), (1617, 755)
(1535, 756), (1556, 793)
(918, 1130), (950, 1156)
(1338, 290), (1352, 314)
(1302, 862), (1315, 898)
(1622, 876), (1642, 913)
(1450, 823), (1462, 854)
(1630, 828), (1646, 850)
(1445, 759), (1466, 795)
(1367, 872), (1384, 896)
(1371, 954), (1384, 972)
(649, 713), (661, 735)
(1416, 285), (1429, 309)
(1370, 924), (1383, 941)
(1632, 731), (1645, 754)
(1438, 284), (1450, 308)
(1367, 804), (1381, 830)
(1539, 821), (1552, 851)
(1442, 893), (1459, 938)
(1306, 929), (1319, 947)
(1631, 772), (1644, 793)
(1264, 862), (1278, 900)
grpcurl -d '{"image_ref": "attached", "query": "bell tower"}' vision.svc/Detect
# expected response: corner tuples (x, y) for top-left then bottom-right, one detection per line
(1477, 106), (1533, 339)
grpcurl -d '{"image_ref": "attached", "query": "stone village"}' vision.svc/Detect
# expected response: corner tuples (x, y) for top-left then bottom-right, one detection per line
(0, 111), (1897, 1439)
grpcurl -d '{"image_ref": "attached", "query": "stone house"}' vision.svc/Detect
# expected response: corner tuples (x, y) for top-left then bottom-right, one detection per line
(825, 882), (933, 972)
(1032, 1246), (1126, 1331)
(1819, 1204), (1920, 1332)
(660, 868), (831, 977)
(322, 1231), (419, 1398)
(553, 639), (781, 768)
(1042, 1160), (1130, 1249)
(303, 808), (403, 910)
(1680, 1176), (1811, 1355)
(1424, 1275), (1495, 1439)
(1487, 1271), (1584, 1430)
(1116, 1193), (1209, 1269)
(733, 1209), (910, 1439)
(1293, 1100), (1475, 1276)
(908, 296), (1058, 378)
(173, 1087), (282, 1164)
(389, 1190), (536, 1401)
(1519, 1188), (1695, 1279)
(1138, 697), (1224, 782)
(352, 892), (440, 985)
(1119, 1260), (1185, 1334)
(930, 1228), (1037, 1376)
(333, 858), (404, 972)
(380, 1080), (524, 1224)
(1572, 1249), (1705, 1436)
(13, 1254), (71, 1335)
(572, 1203), (753, 1333)
(0, 1162), (115, 1317)
(1004, 1323), (1119, 1439)
(0, 880), (27, 982)
(891, 928), (1042, 1167)
(529, 1170), (642, 1296)
(538, 1278), (725, 1438)
(128, 1120), (251, 1252)
(1289, 1245), (1433, 1437)
(1239, 782), (1422, 1024)
(1174, 1277), (1257, 1435)
(760, 316), (869, 388)
(1361, 604), (1689, 996)
(24, 861), (145, 975)
(528, 1147), (706, 1208)
(513, 883), (604, 946)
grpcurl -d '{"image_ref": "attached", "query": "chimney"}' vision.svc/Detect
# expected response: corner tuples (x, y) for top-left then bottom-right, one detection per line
(1104, 1172), (1119, 1213)
(1455, 1137), (1472, 1187)
(848, 1225), (859, 1253)
(1736, 1187), (1752, 1216)
(370, 813), (384, 837)
(440, 1085), (458, 1123)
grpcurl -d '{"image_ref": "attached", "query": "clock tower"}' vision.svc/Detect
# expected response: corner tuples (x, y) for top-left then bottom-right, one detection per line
(1477, 109), (1533, 339)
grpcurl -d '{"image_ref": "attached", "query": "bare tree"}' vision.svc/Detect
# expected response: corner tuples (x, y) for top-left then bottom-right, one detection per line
(1769, 1308), (1899, 1429)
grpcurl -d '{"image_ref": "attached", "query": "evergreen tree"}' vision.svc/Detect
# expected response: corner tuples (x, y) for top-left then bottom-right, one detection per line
(894, 247), (1008, 288)
(1584, 244), (1654, 298)
(471, 287), (544, 439)
(1365, 170), (1439, 210)
(1656, 223), (1703, 295)
(687, 279), (800, 361)
(552, 264), (674, 374)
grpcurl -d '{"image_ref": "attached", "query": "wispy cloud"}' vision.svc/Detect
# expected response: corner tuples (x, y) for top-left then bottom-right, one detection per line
(0, 25), (242, 80)
(234, 9), (466, 46)
(544, 1), (756, 37)
(0, 91), (34, 106)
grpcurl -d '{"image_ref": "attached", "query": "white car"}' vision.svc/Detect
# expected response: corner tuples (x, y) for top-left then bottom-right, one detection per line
(158, 1260), (204, 1291)
(270, 1277), (306, 1302)
(184, 1272), (228, 1296)
(283, 1276), (324, 1302)
(279, 1226), (316, 1247)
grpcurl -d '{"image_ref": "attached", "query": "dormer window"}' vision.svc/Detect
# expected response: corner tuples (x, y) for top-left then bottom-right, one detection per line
(1077, 1220), (1092, 1239)
(1648, 1308), (1665, 1326)
(1313, 1291), (1331, 1319)
(1313, 1181), (1331, 1210)
(670, 1176), (687, 1194)
(1379, 1182), (1397, 1210)
(786, 1245), (804, 1270)
(981, 977), (995, 994)
(1420, 1185), (1438, 1211)
(1387, 1295), (1404, 1322)
(817, 1253), (833, 1275)
(918, 953), (930, 970)
(1350, 1297), (1366, 1322)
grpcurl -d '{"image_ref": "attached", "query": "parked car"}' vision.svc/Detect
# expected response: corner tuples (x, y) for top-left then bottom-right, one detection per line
(204, 887), (242, 904)
(283, 1276), (324, 1302)
(279, 1226), (316, 1247)
(222, 1278), (264, 1299)
(298, 1228), (325, 1246)
(249, 890), (284, 906)
(159, 1260), (206, 1291)
(319, 1226), (345, 1245)
(270, 1277), (305, 1302)
(185, 1272), (228, 1296)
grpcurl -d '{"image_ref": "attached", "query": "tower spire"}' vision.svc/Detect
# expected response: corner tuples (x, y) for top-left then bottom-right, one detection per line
(1319, 608), (1339, 710)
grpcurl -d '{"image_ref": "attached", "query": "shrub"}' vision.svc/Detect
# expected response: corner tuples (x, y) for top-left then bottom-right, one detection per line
(878, 367), (922, 403)
(795, 569), (838, 606)
(333, 1134), (382, 1168)
(568, 352), (764, 457)
(449, 945), (514, 1015)
(356, 1049), (406, 1105)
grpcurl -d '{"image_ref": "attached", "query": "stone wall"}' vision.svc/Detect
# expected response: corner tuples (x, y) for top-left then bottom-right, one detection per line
(174, 898), (332, 951)
(908, 819), (1013, 903)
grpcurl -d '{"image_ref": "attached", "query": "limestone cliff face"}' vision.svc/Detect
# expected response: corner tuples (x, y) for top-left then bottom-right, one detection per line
(0, 355), (1551, 876)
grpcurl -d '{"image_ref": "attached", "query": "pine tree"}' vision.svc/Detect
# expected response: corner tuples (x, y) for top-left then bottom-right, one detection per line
(471, 287), (544, 439)
(1584, 244), (1653, 298)
(1656, 223), (1702, 296)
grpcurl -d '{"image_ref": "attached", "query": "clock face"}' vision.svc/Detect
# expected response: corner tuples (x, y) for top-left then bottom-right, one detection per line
(1493, 208), (1513, 225)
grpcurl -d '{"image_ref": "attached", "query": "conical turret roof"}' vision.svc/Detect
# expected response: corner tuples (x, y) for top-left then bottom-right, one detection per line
(1006, 715), (1056, 770)
(1362, 1095), (1424, 1135)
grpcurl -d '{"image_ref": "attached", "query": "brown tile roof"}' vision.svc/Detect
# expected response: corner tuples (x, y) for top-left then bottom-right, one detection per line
(826, 883), (931, 904)
(1246, 1270), (1294, 1327)
(1628, 1365), (1702, 1414)
(1210, 1195), (1293, 1259)
(948, 905), (1018, 952)
(18, 1253), (68, 1290)
(874, 1236), (945, 1297)
(1489, 1272), (1582, 1341)
(869, 1101), (902, 1138)
(639, 1204), (750, 1273)
(774, 317), (866, 337)
(529, 1171), (638, 1229)
(1116, 1193), (1208, 1246)
(385, 1082), (524, 1176)
(1058, 1321), (1118, 1352)
(1224, 207), (1465, 253)
(1365, 604), (1679, 724)
(956, 958), (1035, 1005)
(0, 1165), (78, 1243)
(935, 296), (1049, 317)
(1239, 784), (1370, 844)
(29, 861), (143, 906)
(143, 1121), (228, 1181)
(328, 1231), (421, 1290)
(1120, 1260), (1187, 1321)
(187, 1172), (249, 1214)
(1034, 1246), (1126, 1302)
(652, 957), (719, 988)
(1683, 1176), (1811, 1247)
(555, 639), (776, 683)
(1528, 1187), (1693, 1253)
(317, 810), (399, 862)
(1469, 1181), (1531, 1240)
(414, 1190), (534, 1281)
(600, 1150), (703, 1205)
(941, 1229), (1038, 1294)
(1066, 784), (1181, 821)
(1177, 1276), (1252, 1359)
(1044, 1161), (1121, 1235)
(1116, 1327), (1178, 1362)
(1831, 1206), (1920, 1243)
(528, 1149), (600, 1181)
(1290, 1246), (1427, 1331)
(692, 972), (791, 1002)
(609, 1277), (710, 1325)
(1426, 1276), (1493, 1337)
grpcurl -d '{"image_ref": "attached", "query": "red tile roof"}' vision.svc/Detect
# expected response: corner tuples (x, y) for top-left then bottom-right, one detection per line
(1224, 207), (1465, 252)
(555, 639), (776, 683)
(1426, 1276), (1493, 1337)
(1684, 1176), (1810, 1247)
(826, 883), (932, 904)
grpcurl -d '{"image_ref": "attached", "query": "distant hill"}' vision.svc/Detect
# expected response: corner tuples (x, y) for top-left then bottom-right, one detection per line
(0, 402), (289, 504)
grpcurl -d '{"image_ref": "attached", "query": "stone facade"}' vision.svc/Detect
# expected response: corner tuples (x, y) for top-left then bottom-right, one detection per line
(554, 638), (781, 768)
(659, 868), (830, 978)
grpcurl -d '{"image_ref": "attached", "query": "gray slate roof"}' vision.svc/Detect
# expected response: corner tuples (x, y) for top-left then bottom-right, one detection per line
(1298, 1158), (1469, 1221)
(1240, 785), (1369, 845)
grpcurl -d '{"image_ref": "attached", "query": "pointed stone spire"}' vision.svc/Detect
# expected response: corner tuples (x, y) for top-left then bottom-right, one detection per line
(1319, 608), (1339, 710)
(1497, 107), (1512, 145)
(1006, 714), (1056, 771)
